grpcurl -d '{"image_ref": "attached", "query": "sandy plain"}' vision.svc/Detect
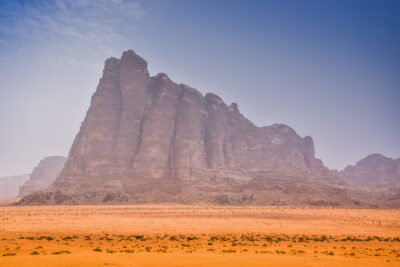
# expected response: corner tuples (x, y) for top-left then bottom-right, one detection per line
(0, 205), (399, 266)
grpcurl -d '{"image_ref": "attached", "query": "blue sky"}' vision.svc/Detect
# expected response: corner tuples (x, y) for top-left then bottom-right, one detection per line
(0, 0), (399, 176)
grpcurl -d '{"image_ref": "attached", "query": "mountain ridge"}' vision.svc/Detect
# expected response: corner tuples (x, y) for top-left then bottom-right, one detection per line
(18, 50), (399, 207)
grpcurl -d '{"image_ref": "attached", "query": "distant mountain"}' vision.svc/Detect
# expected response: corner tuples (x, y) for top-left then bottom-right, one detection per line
(0, 174), (29, 199)
(340, 154), (400, 188)
(338, 154), (400, 207)
(18, 50), (399, 207)
(19, 156), (66, 196)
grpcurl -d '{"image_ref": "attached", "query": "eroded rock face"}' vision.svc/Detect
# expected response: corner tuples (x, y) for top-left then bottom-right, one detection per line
(340, 154), (400, 188)
(21, 50), (392, 207)
(19, 156), (66, 196)
(50, 50), (330, 193)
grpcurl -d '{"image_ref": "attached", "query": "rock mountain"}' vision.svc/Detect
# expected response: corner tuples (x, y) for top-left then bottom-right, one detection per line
(19, 156), (66, 197)
(19, 50), (399, 207)
(340, 154), (400, 188)
(0, 156), (65, 200)
(339, 154), (400, 207)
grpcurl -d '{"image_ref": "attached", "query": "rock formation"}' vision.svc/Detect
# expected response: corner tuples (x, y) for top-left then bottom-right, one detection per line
(19, 156), (66, 196)
(340, 154), (400, 188)
(17, 50), (398, 207)
(53, 51), (328, 188)
(0, 174), (29, 199)
(338, 154), (400, 207)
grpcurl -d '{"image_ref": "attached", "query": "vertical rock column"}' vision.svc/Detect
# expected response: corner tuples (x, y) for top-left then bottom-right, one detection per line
(114, 50), (150, 177)
(204, 93), (228, 169)
(133, 74), (181, 179)
(59, 57), (122, 181)
(170, 85), (207, 181)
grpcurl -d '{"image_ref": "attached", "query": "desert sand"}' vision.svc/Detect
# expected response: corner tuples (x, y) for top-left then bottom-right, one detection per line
(0, 205), (399, 266)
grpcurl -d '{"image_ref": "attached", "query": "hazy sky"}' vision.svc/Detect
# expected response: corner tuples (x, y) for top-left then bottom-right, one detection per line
(0, 0), (399, 177)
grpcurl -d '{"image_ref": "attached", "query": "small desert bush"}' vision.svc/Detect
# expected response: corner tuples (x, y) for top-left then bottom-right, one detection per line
(52, 250), (71, 255)
(222, 249), (236, 253)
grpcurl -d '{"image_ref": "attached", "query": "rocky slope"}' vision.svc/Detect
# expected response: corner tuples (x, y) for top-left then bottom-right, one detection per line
(18, 50), (398, 207)
(340, 154), (400, 188)
(19, 156), (66, 196)
(339, 154), (400, 208)
(0, 174), (29, 199)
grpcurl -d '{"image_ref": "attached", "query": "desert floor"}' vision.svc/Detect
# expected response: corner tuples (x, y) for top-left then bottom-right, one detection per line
(0, 205), (399, 266)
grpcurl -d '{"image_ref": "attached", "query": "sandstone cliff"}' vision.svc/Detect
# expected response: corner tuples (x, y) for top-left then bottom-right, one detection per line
(340, 154), (400, 188)
(47, 51), (333, 193)
(18, 50), (392, 207)
(337, 154), (400, 208)
(19, 156), (66, 196)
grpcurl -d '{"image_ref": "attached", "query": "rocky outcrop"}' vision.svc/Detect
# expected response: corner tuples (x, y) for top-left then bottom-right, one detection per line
(19, 156), (66, 196)
(48, 51), (331, 192)
(340, 154), (400, 188)
(338, 154), (400, 208)
(0, 174), (29, 199)
(18, 50), (396, 207)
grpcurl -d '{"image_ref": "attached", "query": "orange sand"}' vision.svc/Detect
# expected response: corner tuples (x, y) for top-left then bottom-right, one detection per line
(0, 206), (399, 266)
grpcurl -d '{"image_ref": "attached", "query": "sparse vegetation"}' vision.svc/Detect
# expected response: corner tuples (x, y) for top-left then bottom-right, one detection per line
(0, 206), (398, 265)
(52, 250), (71, 255)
